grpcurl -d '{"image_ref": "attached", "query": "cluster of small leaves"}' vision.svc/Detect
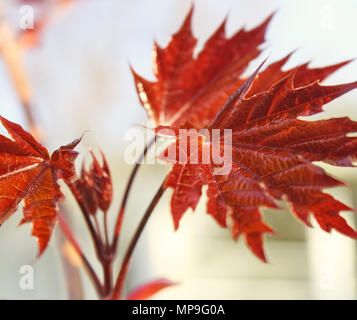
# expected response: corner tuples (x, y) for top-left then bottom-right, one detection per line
(75, 151), (112, 215)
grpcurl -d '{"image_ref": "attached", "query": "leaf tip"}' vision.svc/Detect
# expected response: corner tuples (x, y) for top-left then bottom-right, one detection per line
(126, 278), (178, 300)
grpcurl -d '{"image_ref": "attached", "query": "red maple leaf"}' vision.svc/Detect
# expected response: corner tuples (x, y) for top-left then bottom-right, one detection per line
(0, 116), (80, 255)
(158, 62), (357, 262)
(132, 8), (357, 261)
(131, 8), (351, 130)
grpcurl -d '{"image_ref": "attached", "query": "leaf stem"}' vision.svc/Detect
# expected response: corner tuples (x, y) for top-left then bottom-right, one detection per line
(66, 180), (118, 299)
(66, 181), (103, 258)
(111, 136), (156, 252)
(102, 212), (112, 297)
(103, 211), (110, 248)
(102, 258), (113, 297)
(93, 214), (103, 243)
(111, 180), (166, 300)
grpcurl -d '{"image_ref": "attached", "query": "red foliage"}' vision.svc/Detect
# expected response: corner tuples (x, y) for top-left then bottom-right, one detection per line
(131, 8), (352, 130)
(134, 9), (357, 262)
(158, 64), (357, 262)
(76, 151), (113, 215)
(0, 116), (80, 255)
(1, 4), (357, 301)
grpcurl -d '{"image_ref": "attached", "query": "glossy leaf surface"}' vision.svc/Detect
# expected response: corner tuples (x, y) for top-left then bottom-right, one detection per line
(159, 68), (357, 262)
(0, 116), (80, 255)
(132, 8), (351, 130)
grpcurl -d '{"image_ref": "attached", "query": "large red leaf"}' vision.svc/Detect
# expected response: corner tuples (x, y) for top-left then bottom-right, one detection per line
(159, 65), (357, 262)
(0, 116), (80, 255)
(132, 8), (351, 130)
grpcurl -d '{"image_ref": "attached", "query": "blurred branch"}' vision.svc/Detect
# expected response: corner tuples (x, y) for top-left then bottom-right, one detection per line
(0, 6), (39, 138)
(0, 0), (84, 299)
(57, 229), (84, 299)
(58, 213), (103, 297)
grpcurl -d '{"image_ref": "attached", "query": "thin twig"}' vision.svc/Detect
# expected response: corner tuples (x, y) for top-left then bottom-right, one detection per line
(66, 181), (103, 258)
(66, 180), (115, 299)
(102, 212), (112, 297)
(93, 214), (103, 243)
(111, 136), (156, 252)
(102, 258), (113, 298)
(111, 181), (166, 300)
(103, 211), (109, 248)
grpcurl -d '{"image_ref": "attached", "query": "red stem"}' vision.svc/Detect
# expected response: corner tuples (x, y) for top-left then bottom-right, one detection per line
(103, 211), (110, 248)
(66, 181), (103, 258)
(111, 136), (156, 252)
(66, 180), (116, 298)
(111, 181), (166, 300)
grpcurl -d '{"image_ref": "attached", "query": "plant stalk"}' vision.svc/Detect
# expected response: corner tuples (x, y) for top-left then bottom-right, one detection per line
(111, 181), (166, 300)
(112, 136), (156, 252)
(66, 181), (103, 259)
